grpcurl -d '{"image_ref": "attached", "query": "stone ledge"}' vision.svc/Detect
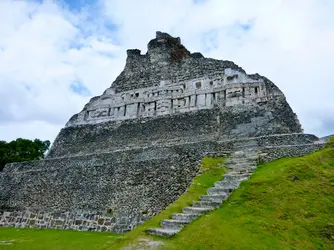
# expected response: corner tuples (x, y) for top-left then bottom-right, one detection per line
(259, 143), (324, 163)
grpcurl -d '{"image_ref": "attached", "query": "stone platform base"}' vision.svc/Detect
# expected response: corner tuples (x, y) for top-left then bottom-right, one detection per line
(0, 210), (130, 233)
(0, 133), (324, 233)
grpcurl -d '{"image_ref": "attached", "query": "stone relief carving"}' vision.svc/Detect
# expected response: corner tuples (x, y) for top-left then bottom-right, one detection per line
(157, 99), (171, 115)
(90, 108), (109, 119)
(66, 69), (270, 127)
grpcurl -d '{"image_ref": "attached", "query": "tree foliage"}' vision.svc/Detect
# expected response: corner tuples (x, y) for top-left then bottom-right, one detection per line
(0, 138), (50, 171)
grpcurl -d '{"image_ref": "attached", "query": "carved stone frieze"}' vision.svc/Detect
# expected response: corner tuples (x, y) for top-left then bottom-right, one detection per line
(66, 70), (270, 127)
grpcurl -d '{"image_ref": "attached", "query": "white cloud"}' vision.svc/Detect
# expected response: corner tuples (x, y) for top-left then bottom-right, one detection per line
(0, 0), (122, 142)
(0, 0), (333, 143)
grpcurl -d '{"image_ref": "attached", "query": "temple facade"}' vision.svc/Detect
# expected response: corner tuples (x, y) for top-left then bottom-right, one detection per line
(67, 68), (273, 127)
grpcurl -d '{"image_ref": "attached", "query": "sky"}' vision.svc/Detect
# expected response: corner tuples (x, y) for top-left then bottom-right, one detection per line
(0, 0), (333, 143)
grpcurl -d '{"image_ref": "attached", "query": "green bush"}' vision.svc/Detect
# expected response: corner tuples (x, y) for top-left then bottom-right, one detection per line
(0, 138), (50, 171)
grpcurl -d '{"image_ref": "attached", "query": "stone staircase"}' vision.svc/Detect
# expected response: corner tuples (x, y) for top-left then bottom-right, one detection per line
(147, 146), (259, 237)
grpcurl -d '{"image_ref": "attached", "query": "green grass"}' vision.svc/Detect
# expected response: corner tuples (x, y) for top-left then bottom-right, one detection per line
(160, 148), (334, 250)
(0, 228), (120, 250)
(1, 149), (334, 249)
(325, 136), (334, 148)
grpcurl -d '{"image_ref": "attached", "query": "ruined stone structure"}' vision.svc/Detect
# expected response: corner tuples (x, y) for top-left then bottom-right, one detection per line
(66, 68), (269, 127)
(0, 32), (323, 233)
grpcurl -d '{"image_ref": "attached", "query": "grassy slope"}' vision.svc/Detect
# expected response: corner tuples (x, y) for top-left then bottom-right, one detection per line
(1, 149), (333, 249)
(161, 148), (334, 250)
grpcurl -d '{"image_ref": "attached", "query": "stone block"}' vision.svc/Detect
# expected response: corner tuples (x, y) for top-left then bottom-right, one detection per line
(75, 220), (82, 226)
(97, 218), (104, 225)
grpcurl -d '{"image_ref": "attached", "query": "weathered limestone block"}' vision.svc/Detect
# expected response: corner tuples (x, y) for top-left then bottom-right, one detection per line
(197, 94), (206, 108)
(126, 103), (138, 118)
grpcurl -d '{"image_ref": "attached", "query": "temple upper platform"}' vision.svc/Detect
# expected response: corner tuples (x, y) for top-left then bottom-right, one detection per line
(66, 32), (286, 127)
(66, 68), (278, 127)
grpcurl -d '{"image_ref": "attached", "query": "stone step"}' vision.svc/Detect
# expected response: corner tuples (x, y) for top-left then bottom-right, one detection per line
(146, 155), (255, 238)
(225, 168), (255, 174)
(214, 181), (240, 189)
(226, 158), (257, 164)
(229, 162), (256, 167)
(207, 187), (233, 195)
(215, 178), (240, 184)
(192, 200), (221, 208)
(230, 165), (257, 171)
(233, 153), (258, 159)
(161, 219), (189, 229)
(220, 178), (249, 185)
(225, 161), (257, 167)
(237, 150), (258, 154)
(147, 228), (180, 237)
(227, 167), (256, 173)
(221, 175), (245, 181)
(217, 177), (243, 183)
(172, 213), (199, 222)
(223, 173), (251, 180)
(183, 207), (213, 215)
(200, 194), (227, 202)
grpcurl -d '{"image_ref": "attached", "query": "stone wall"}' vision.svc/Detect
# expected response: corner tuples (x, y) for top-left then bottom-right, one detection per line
(0, 134), (322, 233)
(49, 109), (221, 158)
(0, 146), (205, 233)
(49, 103), (302, 158)
(258, 143), (325, 163)
(0, 210), (130, 233)
(228, 133), (319, 148)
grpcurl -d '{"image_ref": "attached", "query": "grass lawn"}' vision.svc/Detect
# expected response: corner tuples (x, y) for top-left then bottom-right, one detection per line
(1, 148), (333, 249)
(0, 228), (120, 250)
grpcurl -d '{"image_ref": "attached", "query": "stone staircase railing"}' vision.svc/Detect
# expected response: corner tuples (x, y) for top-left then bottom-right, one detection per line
(147, 146), (258, 237)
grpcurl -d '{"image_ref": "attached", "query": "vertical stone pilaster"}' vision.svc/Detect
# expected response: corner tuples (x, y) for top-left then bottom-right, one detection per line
(197, 94), (206, 108)
(190, 95), (196, 107)
(119, 106), (125, 117)
(205, 94), (212, 107)
(172, 99), (178, 109)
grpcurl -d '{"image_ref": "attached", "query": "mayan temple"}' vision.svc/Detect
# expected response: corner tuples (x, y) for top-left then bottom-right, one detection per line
(0, 32), (323, 234)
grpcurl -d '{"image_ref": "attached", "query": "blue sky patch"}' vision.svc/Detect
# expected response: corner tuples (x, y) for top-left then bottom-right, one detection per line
(62, 0), (97, 11)
(240, 23), (251, 31)
(70, 81), (91, 96)
(239, 19), (255, 31)
(201, 29), (219, 53)
(193, 0), (207, 4)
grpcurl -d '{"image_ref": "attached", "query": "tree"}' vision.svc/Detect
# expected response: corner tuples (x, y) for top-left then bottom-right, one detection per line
(0, 138), (50, 171)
